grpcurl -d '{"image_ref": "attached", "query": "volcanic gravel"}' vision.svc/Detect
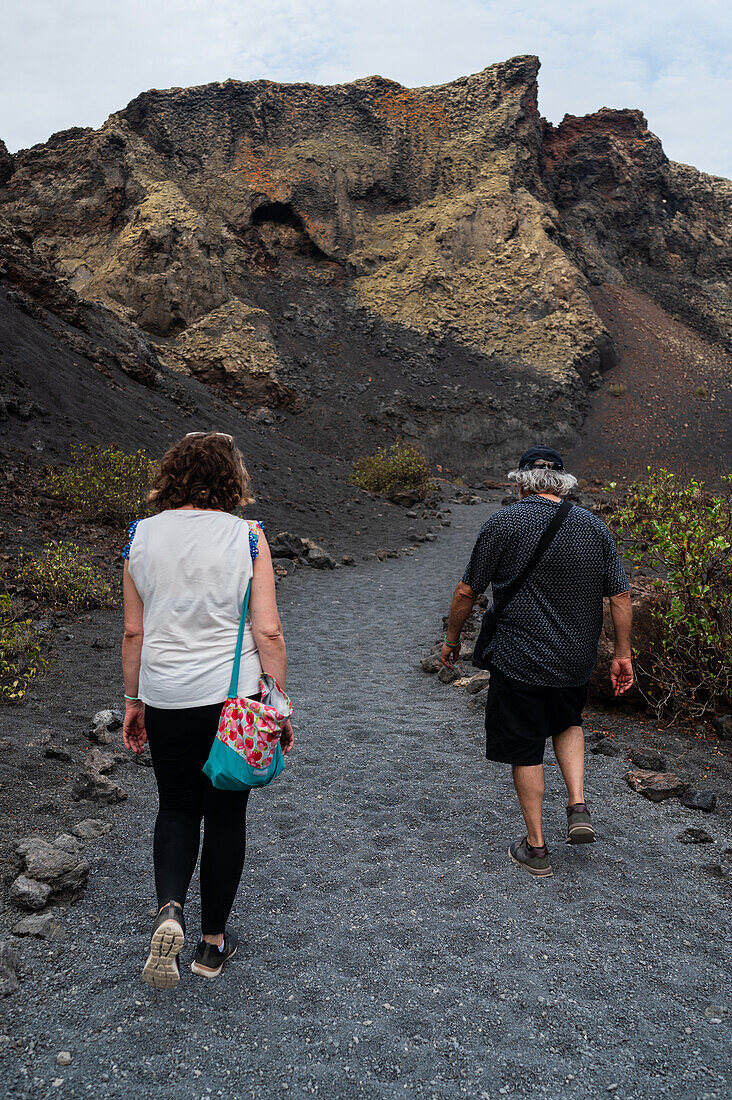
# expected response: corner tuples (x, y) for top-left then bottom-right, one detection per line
(0, 503), (730, 1099)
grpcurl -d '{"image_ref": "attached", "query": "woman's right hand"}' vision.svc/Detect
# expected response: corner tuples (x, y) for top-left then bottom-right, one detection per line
(123, 700), (147, 755)
(280, 719), (295, 755)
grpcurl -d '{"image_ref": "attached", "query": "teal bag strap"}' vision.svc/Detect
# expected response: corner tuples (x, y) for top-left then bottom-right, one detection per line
(227, 579), (252, 699)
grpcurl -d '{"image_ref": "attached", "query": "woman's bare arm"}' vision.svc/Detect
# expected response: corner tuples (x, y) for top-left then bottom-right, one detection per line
(249, 531), (294, 753)
(122, 562), (147, 753)
(249, 531), (287, 687)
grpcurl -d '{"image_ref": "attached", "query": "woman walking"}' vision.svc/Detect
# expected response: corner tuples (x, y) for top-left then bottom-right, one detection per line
(121, 432), (294, 988)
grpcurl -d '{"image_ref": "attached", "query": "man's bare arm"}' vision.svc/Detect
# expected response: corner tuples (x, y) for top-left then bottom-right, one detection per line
(441, 582), (478, 667)
(609, 590), (634, 695)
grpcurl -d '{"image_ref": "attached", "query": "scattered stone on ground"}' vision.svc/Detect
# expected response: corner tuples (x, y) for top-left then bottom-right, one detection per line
(625, 769), (689, 802)
(307, 547), (336, 569)
(14, 836), (90, 904)
(704, 1005), (728, 1024)
(0, 941), (20, 997)
(71, 750), (128, 803)
(12, 912), (66, 940)
(437, 664), (459, 684)
(420, 653), (442, 674)
(676, 827), (714, 844)
(465, 672), (491, 694)
(629, 747), (665, 771)
(704, 851), (732, 879)
(681, 789), (718, 813)
(88, 705), (124, 745)
(8, 874), (52, 911)
(92, 707), (123, 733)
(591, 738), (621, 757)
(43, 743), (72, 762)
(56, 1051), (72, 1066)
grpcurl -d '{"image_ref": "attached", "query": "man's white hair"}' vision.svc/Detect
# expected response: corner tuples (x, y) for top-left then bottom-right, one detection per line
(507, 466), (578, 498)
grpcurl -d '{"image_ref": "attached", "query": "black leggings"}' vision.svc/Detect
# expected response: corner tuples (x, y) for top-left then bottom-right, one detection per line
(145, 701), (253, 935)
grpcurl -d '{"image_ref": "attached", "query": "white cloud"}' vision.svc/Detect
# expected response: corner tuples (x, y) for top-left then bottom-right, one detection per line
(0, 0), (729, 177)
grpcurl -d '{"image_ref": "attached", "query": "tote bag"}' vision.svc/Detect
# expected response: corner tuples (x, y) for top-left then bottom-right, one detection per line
(203, 580), (293, 791)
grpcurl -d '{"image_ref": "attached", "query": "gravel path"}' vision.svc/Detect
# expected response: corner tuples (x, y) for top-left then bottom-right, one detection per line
(1, 504), (730, 1099)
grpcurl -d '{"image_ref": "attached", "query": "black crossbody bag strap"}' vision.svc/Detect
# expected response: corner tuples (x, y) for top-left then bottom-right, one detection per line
(472, 499), (573, 669)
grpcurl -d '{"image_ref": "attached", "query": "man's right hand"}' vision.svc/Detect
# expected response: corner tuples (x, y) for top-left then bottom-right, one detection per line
(441, 642), (460, 669)
(610, 657), (634, 696)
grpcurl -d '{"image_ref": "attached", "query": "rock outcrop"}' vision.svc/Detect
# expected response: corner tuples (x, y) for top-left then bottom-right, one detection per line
(0, 56), (729, 478)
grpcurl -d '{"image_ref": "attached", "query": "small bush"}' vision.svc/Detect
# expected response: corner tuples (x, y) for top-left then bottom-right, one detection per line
(608, 383), (627, 397)
(45, 443), (154, 524)
(350, 442), (433, 501)
(609, 470), (732, 721)
(0, 594), (46, 705)
(18, 542), (115, 611)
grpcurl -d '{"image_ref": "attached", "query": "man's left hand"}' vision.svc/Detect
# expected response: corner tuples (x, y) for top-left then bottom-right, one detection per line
(441, 642), (460, 669)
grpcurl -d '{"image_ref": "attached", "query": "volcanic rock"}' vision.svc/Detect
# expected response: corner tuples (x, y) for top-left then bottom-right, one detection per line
(13, 913), (67, 940)
(307, 547), (336, 569)
(437, 664), (459, 685)
(71, 819), (112, 840)
(92, 707), (123, 733)
(591, 738), (621, 757)
(625, 769), (688, 802)
(72, 767), (127, 804)
(14, 837), (90, 903)
(681, 789), (717, 813)
(465, 672), (491, 694)
(629, 748), (665, 772)
(676, 828), (713, 845)
(8, 875), (52, 911)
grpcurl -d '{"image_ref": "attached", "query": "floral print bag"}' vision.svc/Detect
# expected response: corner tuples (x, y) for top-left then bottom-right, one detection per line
(203, 580), (293, 791)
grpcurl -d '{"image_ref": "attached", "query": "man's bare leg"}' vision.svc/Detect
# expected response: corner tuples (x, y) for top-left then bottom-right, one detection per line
(552, 725), (585, 805)
(512, 764), (546, 848)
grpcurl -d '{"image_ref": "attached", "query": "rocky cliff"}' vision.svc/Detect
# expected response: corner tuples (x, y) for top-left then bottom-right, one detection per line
(1, 56), (729, 480)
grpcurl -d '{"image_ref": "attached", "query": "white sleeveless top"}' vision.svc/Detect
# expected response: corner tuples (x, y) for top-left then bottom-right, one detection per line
(127, 510), (262, 709)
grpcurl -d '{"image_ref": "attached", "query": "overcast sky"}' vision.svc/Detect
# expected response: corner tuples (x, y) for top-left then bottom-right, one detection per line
(2, 0), (730, 178)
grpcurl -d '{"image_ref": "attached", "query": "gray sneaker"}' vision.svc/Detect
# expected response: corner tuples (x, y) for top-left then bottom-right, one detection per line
(142, 902), (185, 989)
(566, 803), (596, 844)
(508, 837), (554, 878)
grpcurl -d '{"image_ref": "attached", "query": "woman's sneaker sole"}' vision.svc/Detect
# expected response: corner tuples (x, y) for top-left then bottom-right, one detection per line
(191, 944), (237, 979)
(508, 845), (554, 877)
(142, 919), (184, 989)
(566, 823), (596, 844)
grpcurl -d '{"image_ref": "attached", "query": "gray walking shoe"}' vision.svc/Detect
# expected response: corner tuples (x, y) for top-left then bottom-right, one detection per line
(566, 803), (596, 844)
(191, 929), (239, 978)
(508, 837), (554, 878)
(142, 902), (185, 989)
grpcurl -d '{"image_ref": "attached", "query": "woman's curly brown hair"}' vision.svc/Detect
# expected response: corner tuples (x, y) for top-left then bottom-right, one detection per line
(148, 433), (254, 513)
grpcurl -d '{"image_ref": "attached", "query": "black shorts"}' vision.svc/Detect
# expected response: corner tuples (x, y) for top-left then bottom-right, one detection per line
(484, 665), (590, 766)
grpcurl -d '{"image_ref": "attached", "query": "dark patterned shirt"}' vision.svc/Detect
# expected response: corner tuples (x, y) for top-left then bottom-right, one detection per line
(462, 496), (629, 687)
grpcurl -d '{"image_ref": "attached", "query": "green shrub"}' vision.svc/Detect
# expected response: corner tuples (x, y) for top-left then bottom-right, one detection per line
(18, 542), (115, 611)
(0, 594), (46, 704)
(350, 442), (433, 501)
(609, 470), (732, 720)
(45, 443), (154, 524)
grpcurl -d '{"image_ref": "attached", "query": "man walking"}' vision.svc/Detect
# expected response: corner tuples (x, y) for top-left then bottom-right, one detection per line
(442, 446), (633, 878)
